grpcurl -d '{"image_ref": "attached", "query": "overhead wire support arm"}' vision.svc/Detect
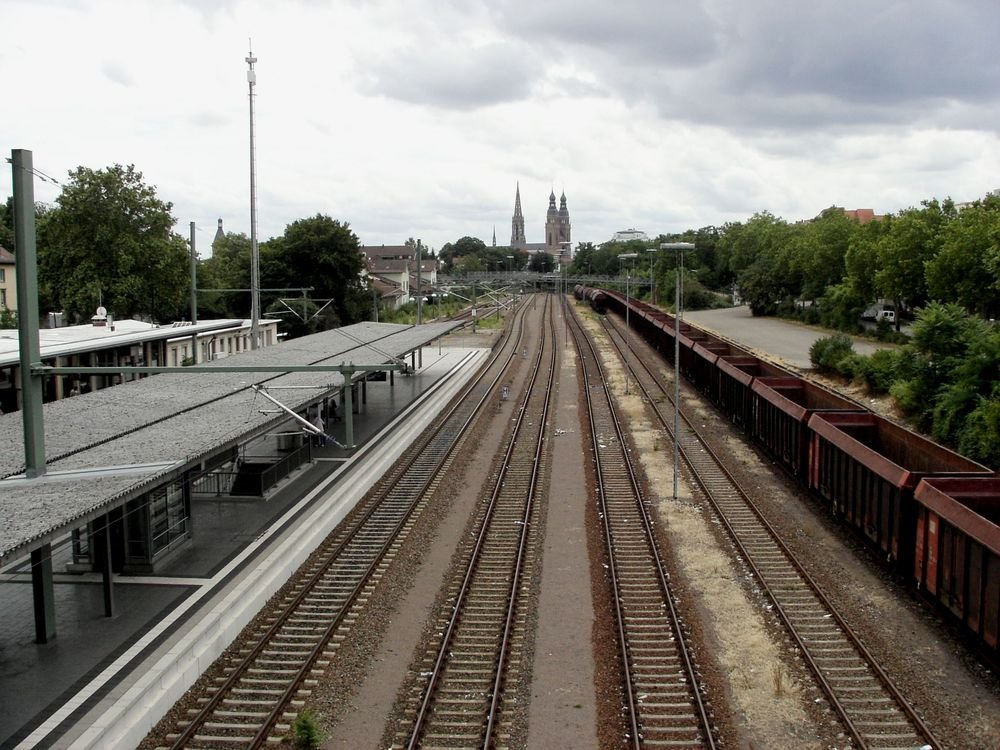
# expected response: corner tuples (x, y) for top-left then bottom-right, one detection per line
(251, 385), (345, 449)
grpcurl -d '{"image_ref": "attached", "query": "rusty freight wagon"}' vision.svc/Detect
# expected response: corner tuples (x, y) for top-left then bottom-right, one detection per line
(689, 336), (752, 401)
(751, 376), (864, 479)
(714, 354), (788, 430)
(914, 477), (1000, 656)
(807, 412), (993, 569)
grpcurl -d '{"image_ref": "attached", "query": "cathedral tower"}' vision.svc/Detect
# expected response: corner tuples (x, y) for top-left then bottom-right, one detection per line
(510, 183), (526, 248)
(545, 189), (571, 253)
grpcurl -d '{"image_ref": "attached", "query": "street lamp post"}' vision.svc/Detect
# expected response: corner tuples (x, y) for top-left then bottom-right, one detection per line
(660, 242), (695, 501)
(646, 247), (657, 306)
(619, 252), (639, 394)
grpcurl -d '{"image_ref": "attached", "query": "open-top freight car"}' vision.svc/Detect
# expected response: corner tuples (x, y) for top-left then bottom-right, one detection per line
(807, 411), (994, 571)
(714, 353), (788, 430)
(593, 285), (1000, 666)
(914, 477), (1000, 654)
(687, 335), (751, 400)
(751, 376), (865, 479)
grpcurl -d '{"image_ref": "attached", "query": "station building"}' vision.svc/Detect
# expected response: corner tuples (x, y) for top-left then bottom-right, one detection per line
(0, 312), (279, 413)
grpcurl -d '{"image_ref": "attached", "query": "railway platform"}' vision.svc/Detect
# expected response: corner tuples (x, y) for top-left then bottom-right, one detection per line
(0, 343), (489, 750)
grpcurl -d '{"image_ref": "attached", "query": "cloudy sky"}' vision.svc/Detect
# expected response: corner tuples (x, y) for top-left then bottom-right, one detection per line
(2, 0), (999, 254)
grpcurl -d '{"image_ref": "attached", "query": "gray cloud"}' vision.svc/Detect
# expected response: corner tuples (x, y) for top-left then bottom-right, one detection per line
(436, 0), (1000, 132)
(489, 0), (722, 67)
(188, 111), (230, 128)
(360, 41), (540, 109)
(101, 60), (133, 87)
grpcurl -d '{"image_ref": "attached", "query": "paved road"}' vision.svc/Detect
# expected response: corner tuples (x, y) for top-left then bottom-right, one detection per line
(683, 305), (891, 370)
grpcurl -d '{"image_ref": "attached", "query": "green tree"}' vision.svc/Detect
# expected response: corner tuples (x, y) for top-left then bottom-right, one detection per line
(890, 301), (980, 431)
(569, 241), (597, 274)
(796, 208), (856, 302)
(439, 236), (487, 272)
(38, 164), (189, 321)
(925, 194), (1000, 318)
(875, 199), (952, 328)
(267, 214), (368, 332)
(0, 197), (14, 250)
(198, 231), (251, 318)
(528, 252), (555, 273)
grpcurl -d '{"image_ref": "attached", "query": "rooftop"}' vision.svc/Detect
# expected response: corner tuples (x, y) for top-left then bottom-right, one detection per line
(0, 320), (462, 565)
(0, 318), (253, 368)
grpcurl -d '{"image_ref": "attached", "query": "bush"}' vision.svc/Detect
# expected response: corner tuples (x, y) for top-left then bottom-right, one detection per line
(800, 305), (822, 325)
(958, 398), (1000, 470)
(809, 334), (855, 374)
(854, 348), (902, 394)
(290, 708), (325, 749)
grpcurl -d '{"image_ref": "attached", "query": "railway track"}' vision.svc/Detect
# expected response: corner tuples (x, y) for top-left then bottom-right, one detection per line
(394, 295), (556, 749)
(568, 300), (717, 749)
(151, 300), (530, 750)
(600, 310), (941, 750)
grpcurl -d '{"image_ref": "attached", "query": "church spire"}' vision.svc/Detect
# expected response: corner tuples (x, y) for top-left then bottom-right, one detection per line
(510, 182), (526, 248)
(492, 225), (497, 247)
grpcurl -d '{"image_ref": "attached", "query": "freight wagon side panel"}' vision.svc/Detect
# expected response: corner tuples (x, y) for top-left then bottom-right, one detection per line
(914, 477), (1000, 650)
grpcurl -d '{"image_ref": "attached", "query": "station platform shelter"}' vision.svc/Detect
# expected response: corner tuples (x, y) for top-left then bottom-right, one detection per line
(0, 319), (492, 748)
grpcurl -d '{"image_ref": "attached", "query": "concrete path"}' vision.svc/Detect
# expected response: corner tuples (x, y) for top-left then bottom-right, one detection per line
(683, 305), (892, 370)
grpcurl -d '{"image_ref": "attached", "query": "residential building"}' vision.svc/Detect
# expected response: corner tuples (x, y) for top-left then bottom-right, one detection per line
(0, 247), (15, 313)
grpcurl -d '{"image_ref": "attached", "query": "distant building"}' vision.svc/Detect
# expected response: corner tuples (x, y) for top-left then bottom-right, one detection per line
(213, 218), (225, 246)
(612, 229), (649, 242)
(0, 247), (15, 313)
(509, 184), (573, 262)
(955, 189), (1000, 211)
(840, 208), (884, 224)
(360, 245), (438, 309)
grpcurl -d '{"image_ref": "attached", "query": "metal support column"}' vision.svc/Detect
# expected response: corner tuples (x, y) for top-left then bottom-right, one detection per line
(344, 377), (354, 448)
(31, 545), (56, 643)
(11, 149), (45, 477)
(93, 514), (115, 617)
(361, 377), (367, 404)
(390, 369), (395, 387)
(102, 520), (115, 617)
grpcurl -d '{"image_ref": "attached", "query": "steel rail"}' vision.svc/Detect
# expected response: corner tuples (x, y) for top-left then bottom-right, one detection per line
(484, 296), (557, 744)
(405, 294), (555, 749)
(164, 301), (530, 749)
(602, 311), (940, 750)
(569, 301), (716, 749)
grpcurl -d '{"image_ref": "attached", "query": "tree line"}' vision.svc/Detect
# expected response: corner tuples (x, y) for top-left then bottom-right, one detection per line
(1, 164), (370, 337)
(565, 194), (1000, 330)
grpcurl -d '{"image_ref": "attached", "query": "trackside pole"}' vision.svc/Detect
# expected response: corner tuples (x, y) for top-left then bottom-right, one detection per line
(12, 149), (45, 477)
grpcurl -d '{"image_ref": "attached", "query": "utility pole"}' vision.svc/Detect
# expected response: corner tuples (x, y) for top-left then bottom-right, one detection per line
(190, 222), (199, 360)
(247, 43), (261, 350)
(416, 239), (423, 326)
(11, 149), (45, 478)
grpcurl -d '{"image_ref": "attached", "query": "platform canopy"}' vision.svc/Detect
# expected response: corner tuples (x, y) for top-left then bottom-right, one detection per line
(0, 320), (461, 566)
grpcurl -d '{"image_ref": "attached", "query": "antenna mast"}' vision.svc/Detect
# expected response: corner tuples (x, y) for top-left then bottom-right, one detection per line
(247, 42), (261, 349)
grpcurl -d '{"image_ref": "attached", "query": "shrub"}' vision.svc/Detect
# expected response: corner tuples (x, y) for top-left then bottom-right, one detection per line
(958, 398), (1000, 470)
(800, 305), (822, 325)
(290, 708), (325, 749)
(809, 334), (855, 374)
(855, 348), (902, 394)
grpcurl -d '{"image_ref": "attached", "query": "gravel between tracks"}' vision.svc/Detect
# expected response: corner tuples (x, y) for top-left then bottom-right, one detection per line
(600, 305), (1000, 750)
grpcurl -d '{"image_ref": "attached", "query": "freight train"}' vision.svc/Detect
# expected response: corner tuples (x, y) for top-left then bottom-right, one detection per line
(573, 284), (1000, 665)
